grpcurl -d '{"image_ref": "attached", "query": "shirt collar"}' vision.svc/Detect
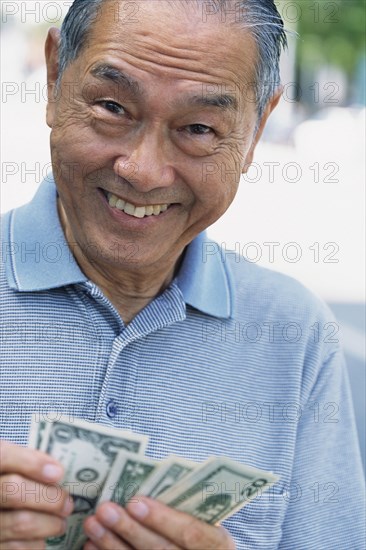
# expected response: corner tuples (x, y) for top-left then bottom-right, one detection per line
(4, 176), (87, 291)
(4, 177), (234, 318)
(175, 232), (234, 319)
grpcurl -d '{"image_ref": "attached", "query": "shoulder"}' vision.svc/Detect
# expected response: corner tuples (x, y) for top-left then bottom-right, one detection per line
(224, 248), (334, 328)
(220, 245), (340, 356)
(224, 247), (343, 400)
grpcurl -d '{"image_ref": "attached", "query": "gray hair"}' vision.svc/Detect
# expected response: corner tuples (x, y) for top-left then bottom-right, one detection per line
(57, 0), (287, 121)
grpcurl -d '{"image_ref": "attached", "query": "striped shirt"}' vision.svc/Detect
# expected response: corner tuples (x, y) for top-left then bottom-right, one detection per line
(1, 177), (365, 549)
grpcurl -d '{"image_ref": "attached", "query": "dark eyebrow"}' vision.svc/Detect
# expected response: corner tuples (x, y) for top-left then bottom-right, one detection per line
(188, 94), (238, 112)
(90, 63), (141, 95)
(90, 63), (237, 112)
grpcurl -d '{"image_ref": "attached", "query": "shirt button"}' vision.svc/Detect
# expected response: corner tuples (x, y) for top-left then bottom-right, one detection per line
(106, 399), (118, 419)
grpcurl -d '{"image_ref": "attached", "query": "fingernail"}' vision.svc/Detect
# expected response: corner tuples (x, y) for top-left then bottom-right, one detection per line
(43, 463), (63, 480)
(99, 505), (121, 526)
(87, 518), (106, 539)
(127, 500), (149, 519)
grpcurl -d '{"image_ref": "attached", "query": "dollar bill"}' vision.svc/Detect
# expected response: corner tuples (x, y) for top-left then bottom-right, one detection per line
(99, 450), (160, 507)
(28, 415), (281, 546)
(28, 413), (47, 449)
(138, 455), (199, 499)
(35, 415), (148, 550)
(157, 456), (279, 525)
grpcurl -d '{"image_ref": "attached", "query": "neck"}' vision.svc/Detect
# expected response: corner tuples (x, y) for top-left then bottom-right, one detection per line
(58, 199), (183, 324)
(78, 258), (178, 325)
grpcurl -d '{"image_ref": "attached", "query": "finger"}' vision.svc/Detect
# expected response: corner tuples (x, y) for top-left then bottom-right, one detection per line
(0, 540), (46, 550)
(126, 497), (235, 550)
(84, 542), (99, 550)
(0, 441), (64, 483)
(0, 476), (74, 518)
(0, 509), (66, 542)
(89, 503), (180, 550)
(84, 516), (132, 550)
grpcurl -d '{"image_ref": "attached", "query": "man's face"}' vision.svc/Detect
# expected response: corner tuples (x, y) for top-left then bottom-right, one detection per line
(46, 0), (266, 271)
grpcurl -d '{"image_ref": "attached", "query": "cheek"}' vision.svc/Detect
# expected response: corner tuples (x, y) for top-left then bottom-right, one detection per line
(195, 148), (243, 202)
(50, 126), (110, 189)
(189, 173), (239, 229)
(51, 98), (104, 157)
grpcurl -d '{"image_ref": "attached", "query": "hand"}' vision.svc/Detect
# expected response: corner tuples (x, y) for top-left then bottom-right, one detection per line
(0, 440), (74, 549)
(83, 496), (235, 550)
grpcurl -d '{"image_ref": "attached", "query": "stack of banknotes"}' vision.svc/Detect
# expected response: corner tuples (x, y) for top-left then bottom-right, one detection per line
(28, 415), (279, 550)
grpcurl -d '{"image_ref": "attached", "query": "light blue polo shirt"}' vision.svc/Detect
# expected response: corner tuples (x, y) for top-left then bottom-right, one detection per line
(1, 177), (365, 549)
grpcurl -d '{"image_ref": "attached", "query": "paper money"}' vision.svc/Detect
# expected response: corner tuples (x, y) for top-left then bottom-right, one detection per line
(28, 415), (280, 549)
(99, 450), (160, 506)
(157, 456), (279, 524)
(28, 413), (47, 449)
(36, 416), (148, 550)
(138, 455), (198, 498)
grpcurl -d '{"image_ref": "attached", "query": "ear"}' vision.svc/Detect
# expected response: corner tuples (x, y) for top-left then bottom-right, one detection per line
(242, 87), (282, 173)
(45, 27), (61, 128)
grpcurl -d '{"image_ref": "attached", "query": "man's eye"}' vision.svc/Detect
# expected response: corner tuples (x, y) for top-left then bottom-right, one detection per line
(98, 100), (125, 115)
(186, 124), (213, 135)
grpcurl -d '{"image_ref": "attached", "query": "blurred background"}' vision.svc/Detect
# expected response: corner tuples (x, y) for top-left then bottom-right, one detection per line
(1, 1), (365, 468)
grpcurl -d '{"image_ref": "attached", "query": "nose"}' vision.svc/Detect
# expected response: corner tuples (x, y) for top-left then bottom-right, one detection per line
(113, 128), (175, 193)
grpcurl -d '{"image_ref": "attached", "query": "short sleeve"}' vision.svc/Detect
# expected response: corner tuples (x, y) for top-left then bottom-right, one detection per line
(279, 349), (365, 549)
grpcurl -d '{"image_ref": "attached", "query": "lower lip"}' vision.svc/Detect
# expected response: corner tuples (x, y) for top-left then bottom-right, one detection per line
(98, 189), (177, 227)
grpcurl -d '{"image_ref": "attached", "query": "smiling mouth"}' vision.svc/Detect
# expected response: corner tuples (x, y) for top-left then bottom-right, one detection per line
(102, 190), (172, 219)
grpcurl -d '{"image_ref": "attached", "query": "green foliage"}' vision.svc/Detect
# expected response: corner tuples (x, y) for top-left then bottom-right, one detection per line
(292, 0), (365, 75)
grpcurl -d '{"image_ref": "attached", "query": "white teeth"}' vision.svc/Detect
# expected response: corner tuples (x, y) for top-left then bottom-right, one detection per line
(108, 193), (118, 208)
(133, 206), (146, 219)
(116, 198), (126, 210)
(124, 202), (136, 215)
(106, 192), (170, 218)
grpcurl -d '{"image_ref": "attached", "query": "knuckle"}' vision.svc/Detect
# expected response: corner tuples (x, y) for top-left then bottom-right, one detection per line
(2, 474), (23, 487)
(0, 507), (53, 547)
(41, 484), (66, 513)
(1, 474), (24, 507)
(8, 510), (35, 537)
(182, 519), (205, 548)
(112, 511), (135, 536)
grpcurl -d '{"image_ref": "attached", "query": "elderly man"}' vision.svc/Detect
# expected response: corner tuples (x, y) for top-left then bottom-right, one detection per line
(0, 0), (364, 548)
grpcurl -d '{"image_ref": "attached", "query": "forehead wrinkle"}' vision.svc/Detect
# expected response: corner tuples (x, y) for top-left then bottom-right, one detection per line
(97, 1), (244, 64)
(120, 32), (212, 66)
(83, 1), (257, 109)
(86, 35), (235, 82)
